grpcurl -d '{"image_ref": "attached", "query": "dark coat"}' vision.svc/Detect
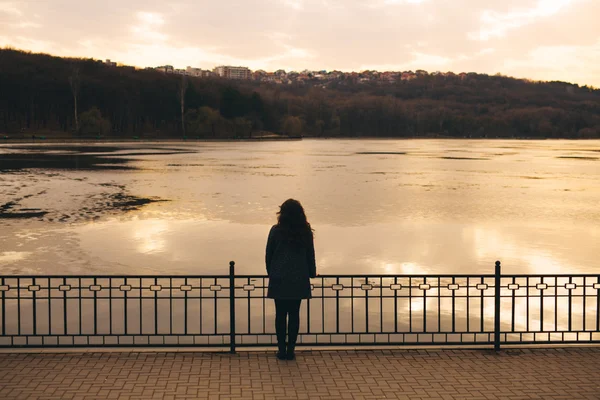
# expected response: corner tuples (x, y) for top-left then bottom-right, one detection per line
(265, 225), (316, 299)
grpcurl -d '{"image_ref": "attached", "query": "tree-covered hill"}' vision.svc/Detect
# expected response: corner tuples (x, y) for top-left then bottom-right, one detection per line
(1, 48), (599, 139)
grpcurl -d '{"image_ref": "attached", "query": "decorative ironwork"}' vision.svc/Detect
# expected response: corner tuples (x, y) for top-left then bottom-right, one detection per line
(0, 262), (598, 350)
(565, 283), (577, 290)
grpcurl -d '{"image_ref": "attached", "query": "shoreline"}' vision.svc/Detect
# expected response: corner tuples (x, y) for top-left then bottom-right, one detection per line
(0, 137), (598, 144)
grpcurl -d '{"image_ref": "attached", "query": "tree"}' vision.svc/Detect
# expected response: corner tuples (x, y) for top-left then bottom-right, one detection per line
(69, 66), (80, 133)
(233, 117), (252, 138)
(185, 106), (223, 137)
(329, 111), (341, 136)
(220, 87), (247, 119)
(178, 75), (188, 136)
(79, 107), (111, 137)
(315, 119), (325, 136)
(282, 115), (303, 137)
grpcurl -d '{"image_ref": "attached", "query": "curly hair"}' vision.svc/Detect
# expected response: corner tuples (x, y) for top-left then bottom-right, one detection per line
(276, 199), (314, 245)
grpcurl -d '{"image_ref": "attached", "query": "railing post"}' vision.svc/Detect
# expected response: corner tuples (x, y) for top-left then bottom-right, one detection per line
(229, 261), (236, 354)
(494, 260), (501, 352)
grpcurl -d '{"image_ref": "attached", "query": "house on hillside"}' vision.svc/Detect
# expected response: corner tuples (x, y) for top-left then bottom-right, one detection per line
(186, 67), (212, 77)
(156, 65), (174, 73)
(213, 66), (251, 79)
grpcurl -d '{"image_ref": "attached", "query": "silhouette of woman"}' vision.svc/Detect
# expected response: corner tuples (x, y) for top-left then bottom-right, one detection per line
(265, 199), (317, 360)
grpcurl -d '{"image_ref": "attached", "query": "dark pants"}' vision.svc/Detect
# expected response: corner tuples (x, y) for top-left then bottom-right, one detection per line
(274, 299), (302, 346)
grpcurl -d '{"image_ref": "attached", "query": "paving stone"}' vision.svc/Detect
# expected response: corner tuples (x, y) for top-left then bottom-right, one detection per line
(0, 348), (599, 399)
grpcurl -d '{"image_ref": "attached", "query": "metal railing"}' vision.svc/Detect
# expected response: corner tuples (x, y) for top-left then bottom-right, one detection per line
(0, 261), (599, 350)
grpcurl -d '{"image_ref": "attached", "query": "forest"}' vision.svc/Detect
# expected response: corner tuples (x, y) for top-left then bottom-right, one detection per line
(1, 48), (600, 139)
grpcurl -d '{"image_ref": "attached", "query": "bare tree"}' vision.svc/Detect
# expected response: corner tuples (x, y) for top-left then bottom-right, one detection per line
(69, 66), (80, 133)
(178, 75), (188, 136)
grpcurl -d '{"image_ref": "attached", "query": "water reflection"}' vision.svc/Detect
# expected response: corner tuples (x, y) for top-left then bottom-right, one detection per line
(132, 219), (169, 254)
(0, 139), (599, 274)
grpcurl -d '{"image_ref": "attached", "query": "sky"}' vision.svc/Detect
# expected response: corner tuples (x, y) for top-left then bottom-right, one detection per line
(1, 0), (599, 86)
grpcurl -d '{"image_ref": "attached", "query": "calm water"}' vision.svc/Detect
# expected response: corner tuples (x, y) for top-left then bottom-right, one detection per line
(1, 139), (599, 276)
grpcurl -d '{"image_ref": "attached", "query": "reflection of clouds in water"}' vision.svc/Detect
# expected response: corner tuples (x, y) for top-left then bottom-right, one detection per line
(382, 262), (427, 275)
(132, 219), (168, 254)
(522, 253), (564, 274)
(399, 262), (425, 274)
(0, 251), (31, 265)
(2, 139), (599, 275)
(471, 226), (567, 274)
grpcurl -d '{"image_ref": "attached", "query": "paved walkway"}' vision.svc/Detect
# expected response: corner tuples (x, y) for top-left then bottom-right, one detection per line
(0, 347), (599, 400)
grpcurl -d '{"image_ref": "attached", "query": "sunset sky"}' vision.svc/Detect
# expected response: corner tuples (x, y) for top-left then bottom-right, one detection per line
(1, 0), (599, 86)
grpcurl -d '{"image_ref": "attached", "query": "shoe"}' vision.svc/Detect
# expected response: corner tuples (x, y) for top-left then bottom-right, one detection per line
(277, 343), (287, 360)
(286, 343), (296, 360)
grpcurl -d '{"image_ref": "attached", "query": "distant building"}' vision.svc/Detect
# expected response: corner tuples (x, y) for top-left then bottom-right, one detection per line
(213, 66), (251, 79)
(104, 59), (117, 67)
(186, 67), (212, 77)
(156, 65), (174, 73)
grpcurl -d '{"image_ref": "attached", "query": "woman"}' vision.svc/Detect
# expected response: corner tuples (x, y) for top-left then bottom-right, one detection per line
(265, 199), (317, 360)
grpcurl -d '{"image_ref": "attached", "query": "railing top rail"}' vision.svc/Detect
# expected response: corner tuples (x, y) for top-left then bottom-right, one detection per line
(236, 274), (498, 278)
(500, 274), (600, 278)
(0, 273), (598, 279)
(0, 275), (231, 279)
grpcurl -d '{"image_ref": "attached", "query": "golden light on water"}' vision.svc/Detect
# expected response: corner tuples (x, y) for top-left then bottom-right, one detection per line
(0, 251), (30, 264)
(132, 219), (168, 254)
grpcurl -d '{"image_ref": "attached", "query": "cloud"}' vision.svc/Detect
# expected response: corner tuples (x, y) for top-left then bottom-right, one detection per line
(469, 0), (580, 41)
(370, 0), (429, 7)
(361, 52), (451, 72)
(384, 0), (428, 4)
(0, 35), (53, 53)
(0, 2), (21, 16)
(503, 39), (600, 86)
(131, 12), (168, 42)
(10, 21), (42, 29)
(281, 0), (303, 10)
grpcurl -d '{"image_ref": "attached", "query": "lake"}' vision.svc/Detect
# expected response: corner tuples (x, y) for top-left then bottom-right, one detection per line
(1, 139), (599, 276)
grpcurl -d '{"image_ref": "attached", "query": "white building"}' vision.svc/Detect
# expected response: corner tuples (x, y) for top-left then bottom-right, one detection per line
(186, 67), (212, 77)
(213, 66), (251, 80)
